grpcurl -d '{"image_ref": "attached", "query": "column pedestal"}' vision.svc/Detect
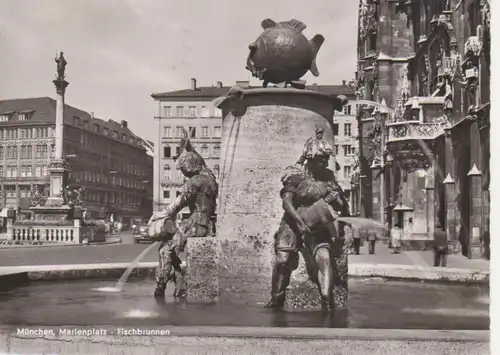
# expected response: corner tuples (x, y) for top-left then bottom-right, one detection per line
(185, 237), (218, 301)
(45, 159), (67, 207)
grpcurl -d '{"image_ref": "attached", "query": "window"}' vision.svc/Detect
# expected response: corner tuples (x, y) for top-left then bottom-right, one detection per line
(104, 128), (109, 136)
(343, 105), (352, 115)
(175, 146), (181, 157)
(94, 124), (100, 132)
(0, 146), (3, 159)
(200, 106), (210, 117)
(18, 113), (28, 121)
(344, 165), (351, 178)
(176, 126), (183, 138)
(163, 106), (172, 117)
(189, 106), (197, 117)
(0, 166), (3, 177)
(35, 166), (42, 177)
(344, 123), (352, 137)
(332, 123), (339, 136)
(343, 145), (352, 156)
(163, 165), (171, 180)
(42, 145), (48, 157)
(201, 126), (209, 138)
(335, 145), (339, 155)
(176, 168), (183, 180)
(163, 190), (170, 199)
(0, 115), (9, 122)
(176, 106), (184, 117)
(213, 144), (221, 157)
(188, 126), (197, 138)
(163, 126), (171, 137)
(112, 130), (118, 138)
(50, 144), (55, 158)
(213, 126), (222, 138)
(201, 145), (209, 158)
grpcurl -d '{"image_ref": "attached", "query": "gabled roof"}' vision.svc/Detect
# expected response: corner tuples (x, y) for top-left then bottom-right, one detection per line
(151, 84), (356, 100)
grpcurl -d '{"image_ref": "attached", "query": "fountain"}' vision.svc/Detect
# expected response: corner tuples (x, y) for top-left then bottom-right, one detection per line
(99, 19), (389, 315)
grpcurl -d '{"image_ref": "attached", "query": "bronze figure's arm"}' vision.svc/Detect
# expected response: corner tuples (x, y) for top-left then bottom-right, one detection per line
(282, 191), (310, 235)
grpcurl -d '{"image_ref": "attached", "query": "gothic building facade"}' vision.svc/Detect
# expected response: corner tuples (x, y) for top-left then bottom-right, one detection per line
(353, 0), (490, 259)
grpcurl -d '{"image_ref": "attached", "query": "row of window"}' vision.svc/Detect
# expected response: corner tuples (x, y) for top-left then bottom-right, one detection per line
(162, 164), (220, 181)
(0, 145), (55, 160)
(0, 127), (51, 140)
(72, 116), (142, 147)
(162, 105), (222, 118)
(64, 128), (145, 160)
(163, 125), (222, 139)
(163, 144), (220, 159)
(332, 123), (353, 137)
(69, 171), (147, 190)
(0, 165), (48, 178)
(335, 144), (357, 156)
(0, 186), (142, 208)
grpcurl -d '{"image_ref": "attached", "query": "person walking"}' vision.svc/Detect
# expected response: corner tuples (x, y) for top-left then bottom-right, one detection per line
(433, 222), (448, 267)
(391, 223), (402, 254)
(352, 227), (361, 255)
(367, 229), (377, 254)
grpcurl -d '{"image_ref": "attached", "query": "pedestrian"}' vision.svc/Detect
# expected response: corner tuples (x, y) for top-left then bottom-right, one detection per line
(391, 223), (402, 254)
(367, 229), (377, 254)
(352, 227), (361, 255)
(433, 222), (448, 267)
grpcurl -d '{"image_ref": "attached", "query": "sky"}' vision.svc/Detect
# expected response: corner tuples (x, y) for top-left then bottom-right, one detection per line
(0, 0), (359, 141)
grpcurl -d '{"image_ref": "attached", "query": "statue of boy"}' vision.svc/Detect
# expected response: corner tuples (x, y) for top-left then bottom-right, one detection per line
(148, 128), (218, 298)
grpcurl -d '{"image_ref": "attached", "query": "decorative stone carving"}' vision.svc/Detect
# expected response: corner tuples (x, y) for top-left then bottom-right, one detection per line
(359, 1), (378, 41)
(480, 0), (491, 28)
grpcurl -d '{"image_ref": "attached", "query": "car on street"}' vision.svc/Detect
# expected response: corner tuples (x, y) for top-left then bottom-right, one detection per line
(132, 224), (152, 244)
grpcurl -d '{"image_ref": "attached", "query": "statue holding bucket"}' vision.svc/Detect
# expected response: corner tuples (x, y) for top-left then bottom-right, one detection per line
(148, 128), (218, 299)
(265, 127), (350, 311)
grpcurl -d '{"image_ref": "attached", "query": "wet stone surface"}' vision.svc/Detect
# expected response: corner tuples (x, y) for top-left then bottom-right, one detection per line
(0, 278), (489, 330)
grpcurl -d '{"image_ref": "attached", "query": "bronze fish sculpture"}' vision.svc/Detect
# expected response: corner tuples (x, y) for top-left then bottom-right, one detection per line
(246, 19), (325, 89)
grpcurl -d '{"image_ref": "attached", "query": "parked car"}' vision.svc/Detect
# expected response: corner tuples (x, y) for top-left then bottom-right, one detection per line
(132, 224), (152, 244)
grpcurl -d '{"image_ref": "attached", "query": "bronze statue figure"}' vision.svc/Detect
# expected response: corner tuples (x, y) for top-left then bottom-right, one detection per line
(265, 129), (350, 311)
(148, 128), (218, 299)
(246, 19), (325, 89)
(55, 51), (67, 80)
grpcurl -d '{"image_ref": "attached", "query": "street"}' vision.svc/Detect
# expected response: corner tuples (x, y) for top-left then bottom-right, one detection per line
(0, 236), (488, 271)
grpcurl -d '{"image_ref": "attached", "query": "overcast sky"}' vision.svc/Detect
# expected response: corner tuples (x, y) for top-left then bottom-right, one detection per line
(0, 0), (359, 141)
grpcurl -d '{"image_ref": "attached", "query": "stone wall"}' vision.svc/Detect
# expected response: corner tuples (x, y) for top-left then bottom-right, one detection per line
(185, 237), (218, 300)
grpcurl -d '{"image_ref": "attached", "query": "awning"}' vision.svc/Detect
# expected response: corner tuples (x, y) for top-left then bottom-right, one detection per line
(0, 208), (8, 218)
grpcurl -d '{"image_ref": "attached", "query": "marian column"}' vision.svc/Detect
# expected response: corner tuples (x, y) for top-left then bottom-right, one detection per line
(45, 51), (69, 207)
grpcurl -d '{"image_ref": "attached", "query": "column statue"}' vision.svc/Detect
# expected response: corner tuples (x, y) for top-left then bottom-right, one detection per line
(55, 51), (67, 80)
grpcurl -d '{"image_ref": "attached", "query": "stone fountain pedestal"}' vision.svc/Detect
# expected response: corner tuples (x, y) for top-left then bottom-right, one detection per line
(184, 88), (347, 311)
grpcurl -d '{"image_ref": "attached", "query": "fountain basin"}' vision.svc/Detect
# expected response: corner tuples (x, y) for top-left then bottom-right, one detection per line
(0, 278), (489, 330)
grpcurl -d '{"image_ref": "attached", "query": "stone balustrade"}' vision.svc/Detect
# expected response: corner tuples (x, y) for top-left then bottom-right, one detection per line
(387, 121), (444, 141)
(7, 219), (82, 244)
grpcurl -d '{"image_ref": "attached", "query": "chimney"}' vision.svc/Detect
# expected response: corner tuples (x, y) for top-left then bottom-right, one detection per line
(121, 120), (128, 129)
(91, 112), (95, 118)
(342, 80), (347, 86)
(191, 78), (197, 90)
(216, 81), (223, 88)
(235, 80), (250, 89)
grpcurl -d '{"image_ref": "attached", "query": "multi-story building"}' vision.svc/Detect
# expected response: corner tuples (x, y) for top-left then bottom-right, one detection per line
(151, 79), (356, 216)
(353, 0), (490, 258)
(0, 97), (153, 226)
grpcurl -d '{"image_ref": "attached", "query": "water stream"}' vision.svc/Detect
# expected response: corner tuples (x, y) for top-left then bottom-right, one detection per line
(94, 241), (159, 293)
